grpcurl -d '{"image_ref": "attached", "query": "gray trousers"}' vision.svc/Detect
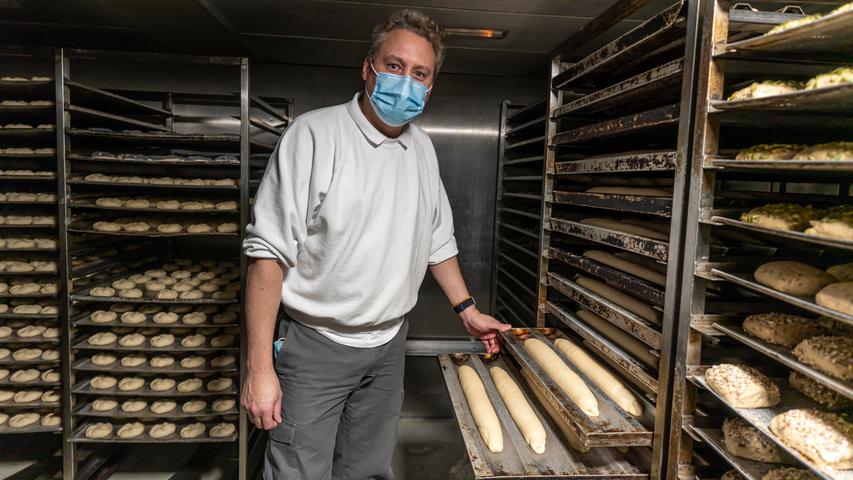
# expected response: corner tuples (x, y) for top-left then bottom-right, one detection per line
(264, 315), (408, 480)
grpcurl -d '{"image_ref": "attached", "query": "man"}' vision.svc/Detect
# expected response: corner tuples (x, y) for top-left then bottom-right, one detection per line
(241, 9), (511, 480)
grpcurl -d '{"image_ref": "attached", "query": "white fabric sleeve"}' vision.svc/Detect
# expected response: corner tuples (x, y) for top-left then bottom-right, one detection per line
(428, 179), (459, 265)
(242, 119), (320, 268)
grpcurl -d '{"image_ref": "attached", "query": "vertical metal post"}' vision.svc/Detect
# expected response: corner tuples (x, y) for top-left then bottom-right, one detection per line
(55, 47), (76, 480)
(489, 101), (510, 318)
(238, 57), (251, 480)
(536, 60), (560, 327)
(665, 0), (727, 478)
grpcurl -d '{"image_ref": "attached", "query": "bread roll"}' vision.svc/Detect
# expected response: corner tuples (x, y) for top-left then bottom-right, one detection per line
(705, 364), (780, 408)
(761, 468), (819, 480)
(770, 409), (853, 469)
(180, 423), (206, 439)
(742, 312), (823, 347)
(723, 417), (788, 463)
(793, 335), (853, 380)
(151, 400), (177, 414)
(754, 261), (835, 296)
(209, 422), (236, 438)
(524, 338), (599, 417)
(489, 366), (546, 453)
(789, 371), (851, 409)
(149, 422), (176, 439)
(815, 282), (853, 315)
(85, 423), (113, 439)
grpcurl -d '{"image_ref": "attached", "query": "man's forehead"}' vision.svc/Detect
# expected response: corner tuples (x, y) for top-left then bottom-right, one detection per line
(375, 30), (435, 68)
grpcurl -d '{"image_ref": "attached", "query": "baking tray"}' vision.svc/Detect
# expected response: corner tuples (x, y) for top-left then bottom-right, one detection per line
(67, 177), (239, 191)
(65, 80), (172, 116)
(74, 401), (238, 419)
(68, 225), (238, 238)
(552, 191), (672, 217)
(498, 328), (652, 449)
(66, 105), (171, 133)
(552, 104), (679, 146)
(713, 323), (853, 401)
(505, 136), (547, 152)
(70, 292), (237, 305)
(0, 398), (60, 409)
(68, 199), (238, 215)
(553, 151), (677, 175)
(719, 8), (853, 61)
(0, 423), (62, 435)
(72, 337), (239, 353)
(71, 421), (236, 444)
(554, 60), (683, 118)
(687, 426), (776, 480)
(73, 357), (238, 375)
(547, 272), (662, 350)
(499, 221), (541, 242)
(691, 373), (850, 480)
(709, 158), (853, 172)
(549, 218), (669, 261)
(0, 313), (59, 320)
(548, 248), (665, 307)
(546, 302), (659, 395)
(73, 316), (238, 330)
(0, 292), (58, 300)
(503, 155), (544, 167)
(552, 1), (686, 90)
(711, 83), (853, 113)
(0, 223), (56, 230)
(0, 128), (55, 140)
(67, 152), (240, 167)
(0, 152), (54, 160)
(710, 215), (853, 251)
(0, 200), (56, 206)
(72, 378), (238, 398)
(0, 334), (60, 345)
(0, 78), (53, 95)
(711, 268), (853, 326)
(0, 174), (57, 182)
(507, 99), (547, 125)
(498, 237), (538, 261)
(438, 353), (649, 479)
(66, 128), (239, 147)
(505, 116), (546, 138)
(0, 377), (60, 388)
(0, 355), (60, 366)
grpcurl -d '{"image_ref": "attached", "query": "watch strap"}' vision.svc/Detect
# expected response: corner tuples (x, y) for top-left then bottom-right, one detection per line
(453, 296), (476, 314)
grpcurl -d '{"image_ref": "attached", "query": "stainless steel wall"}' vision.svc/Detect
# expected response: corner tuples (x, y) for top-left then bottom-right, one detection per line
(72, 60), (545, 338)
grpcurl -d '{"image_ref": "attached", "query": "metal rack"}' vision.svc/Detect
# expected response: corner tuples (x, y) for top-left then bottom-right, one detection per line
(0, 47), (64, 477)
(668, 2), (853, 480)
(491, 100), (547, 328)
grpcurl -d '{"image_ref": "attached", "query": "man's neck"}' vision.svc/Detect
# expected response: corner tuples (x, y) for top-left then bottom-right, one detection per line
(359, 92), (405, 139)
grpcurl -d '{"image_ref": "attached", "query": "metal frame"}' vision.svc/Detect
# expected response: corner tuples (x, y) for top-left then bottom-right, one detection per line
(667, 2), (853, 480)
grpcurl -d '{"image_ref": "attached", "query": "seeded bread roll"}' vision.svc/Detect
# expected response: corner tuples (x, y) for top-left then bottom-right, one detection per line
(705, 364), (780, 408)
(742, 312), (824, 347)
(815, 282), (853, 315)
(769, 409), (853, 469)
(793, 335), (853, 380)
(761, 468), (819, 480)
(754, 261), (836, 296)
(789, 371), (851, 409)
(722, 417), (788, 463)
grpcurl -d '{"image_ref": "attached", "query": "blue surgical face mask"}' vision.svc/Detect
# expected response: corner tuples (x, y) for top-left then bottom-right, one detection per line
(366, 61), (431, 127)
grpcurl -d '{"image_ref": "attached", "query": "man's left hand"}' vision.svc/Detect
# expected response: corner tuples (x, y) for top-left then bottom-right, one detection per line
(460, 308), (512, 354)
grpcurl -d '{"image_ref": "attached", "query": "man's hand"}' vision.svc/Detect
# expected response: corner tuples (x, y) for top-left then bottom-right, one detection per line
(460, 308), (512, 354)
(241, 366), (282, 430)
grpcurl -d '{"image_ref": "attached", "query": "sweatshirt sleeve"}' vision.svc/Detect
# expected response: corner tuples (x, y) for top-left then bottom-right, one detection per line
(242, 119), (323, 268)
(428, 179), (459, 265)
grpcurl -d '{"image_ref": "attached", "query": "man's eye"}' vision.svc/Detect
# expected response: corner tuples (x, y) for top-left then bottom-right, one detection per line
(415, 71), (426, 79)
(388, 63), (400, 71)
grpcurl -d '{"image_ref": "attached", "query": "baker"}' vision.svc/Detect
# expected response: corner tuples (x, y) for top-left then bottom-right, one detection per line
(241, 9), (511, 480)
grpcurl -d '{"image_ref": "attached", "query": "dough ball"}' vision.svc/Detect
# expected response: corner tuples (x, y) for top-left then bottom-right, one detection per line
(212, 312), (238, 324)
(120, 355), (147, 368)
(180, 422), (206, 439)
(16, 325), (46, 338)
(92, 398), (118, 411)
(85, 422), (113, 439)
(828, 262), (853, 282)
(150, 400), (177, 414)
(117, 422), (145, 439)
(40, 413), (61, 427)
(41, 349), (59, 361)
(149, 355), (175, 368)
(41, 369), (60, 382)
(12, 348), (42, 361)
(157, 289), (178, 300)
(181, 334), (206, 348)
(199, 282), (219, 294)
(119, 333), (145, 347)
(182, 399), (207, 413)
(211, 398), (236, 413)
(13, 390), (43, 403)
(145, 269), (167, 278)
(10, 369), (40, 383)
(90, 376), (118, 390)
(207, 377), (233, 392)
(177, 378), (203, 393)
(91, 353), (117, 366)
(89, 286), (116, 298)
(215, 201), (237, 211)
(0, 326), (11, 338)
(0, 390), (13, 402)
(120, 312), (147, 324)
(754, 261), (836, 296)
(186, 223), (212, 233)
(125, 199), (151, 208)
(182, 312), (207, 325)
(138, 304), (162, 315)
(210, 334), (234, 348)
(118, 377), (144, 391)
(9, 413), (40, 428)
(41, 390), (60, 402)
(210, 355), (236, 368)
(150, 333), (175, 348)
(209, 422), (236, 438)
(816, 282), (853, 315)
(118, 288), (143, 299)
(157, 223), (183, 233)
(153, 312), (179, 324)
(156, 200), (180, 210)
(90, 310), (117, 323)
(121, 399), (147, 413)
(217, 223), (238, 233)
(112, 279), (136, 290)
(180, 356), (206, 369)
(88, 332), (117, 346)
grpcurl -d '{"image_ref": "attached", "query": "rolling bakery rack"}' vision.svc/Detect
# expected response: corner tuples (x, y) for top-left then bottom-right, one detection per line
(665, 2), (853, 480)
(491, 99), (548, 328)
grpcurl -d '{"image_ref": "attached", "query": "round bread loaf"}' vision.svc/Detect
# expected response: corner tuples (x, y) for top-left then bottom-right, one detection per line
(120, 311), (146, 324)
(119, 333), (145, 347)
(91, 353), (116, 366)
(88, 332), (117, 346)
(119, 288), (143, 299)
(180, 356), (206, 369)
(149, 355), (175, 368)
(181, 334), (205, 348)
(177, 378), (203, 392)
(153, 312), (179, 324)
(150, 334), (175, 348)
(705, 363), (780, 408)
(754, 261), (836, 296)
(90, 286), (116, 297)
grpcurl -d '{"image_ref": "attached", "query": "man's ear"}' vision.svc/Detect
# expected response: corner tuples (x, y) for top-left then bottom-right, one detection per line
(361, 58), (370, 82)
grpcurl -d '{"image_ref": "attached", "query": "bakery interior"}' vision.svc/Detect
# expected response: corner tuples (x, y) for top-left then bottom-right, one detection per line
(0, 0), (851, 479)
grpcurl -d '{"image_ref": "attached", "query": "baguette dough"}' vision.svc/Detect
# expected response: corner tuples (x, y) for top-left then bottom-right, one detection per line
(793, 335), (853, 380)
(524, 338), (599, 417)
(754, 261), (835, 296)
(585, 186), (671, 197)
(583, 250), (666, 287)
(705, 364), (780, 408)
(458, 365), (503, 453)
(576, 309), (658, 368)
(489, 366), (546, 453)
(722, 417), (788, 463)
(554, 338), (643, 416)
(581, 218), (669, 241)
(742, 312), (823, 347)
(770, 409), (853, 469)
(576, 277), (661, 325)
(815, 282), (853, 315)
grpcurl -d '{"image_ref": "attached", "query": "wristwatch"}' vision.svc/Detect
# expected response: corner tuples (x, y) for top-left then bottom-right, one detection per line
(453, 296), (476, 315)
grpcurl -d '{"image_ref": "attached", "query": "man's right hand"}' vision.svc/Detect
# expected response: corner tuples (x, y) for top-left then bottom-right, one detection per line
(241, 367), (282, 430)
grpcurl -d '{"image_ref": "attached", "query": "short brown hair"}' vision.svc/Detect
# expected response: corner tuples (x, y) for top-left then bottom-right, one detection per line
(368, 9), (446, 72)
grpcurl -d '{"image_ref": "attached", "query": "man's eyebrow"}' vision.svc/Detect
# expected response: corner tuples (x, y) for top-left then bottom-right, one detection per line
(385, 54), (432, 74)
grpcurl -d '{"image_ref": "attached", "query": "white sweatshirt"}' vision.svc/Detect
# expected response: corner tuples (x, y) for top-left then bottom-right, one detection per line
(243, 93), (458, 348)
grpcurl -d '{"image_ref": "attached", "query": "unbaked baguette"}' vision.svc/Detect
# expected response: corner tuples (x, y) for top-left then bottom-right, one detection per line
(580, 218), (669, 241)
(524, 338), (599, 417)
(553, 337), (643, 416)
(519, 367), (588, 452)
(489, 366), (546, 454)
(576, 309), (659, 368)
(458, 365), (503, 453)
(583, 250), (666, 287)
(576, 276), (662, 325)
(584, 186), (672, 197)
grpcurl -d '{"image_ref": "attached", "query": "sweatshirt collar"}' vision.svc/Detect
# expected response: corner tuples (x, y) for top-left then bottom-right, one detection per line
(347, 92), (410, 149)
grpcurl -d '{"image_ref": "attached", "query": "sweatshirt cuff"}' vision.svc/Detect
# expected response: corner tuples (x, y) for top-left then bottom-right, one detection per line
(428, 236), (458, 265)
(242, 236), (295, 268)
